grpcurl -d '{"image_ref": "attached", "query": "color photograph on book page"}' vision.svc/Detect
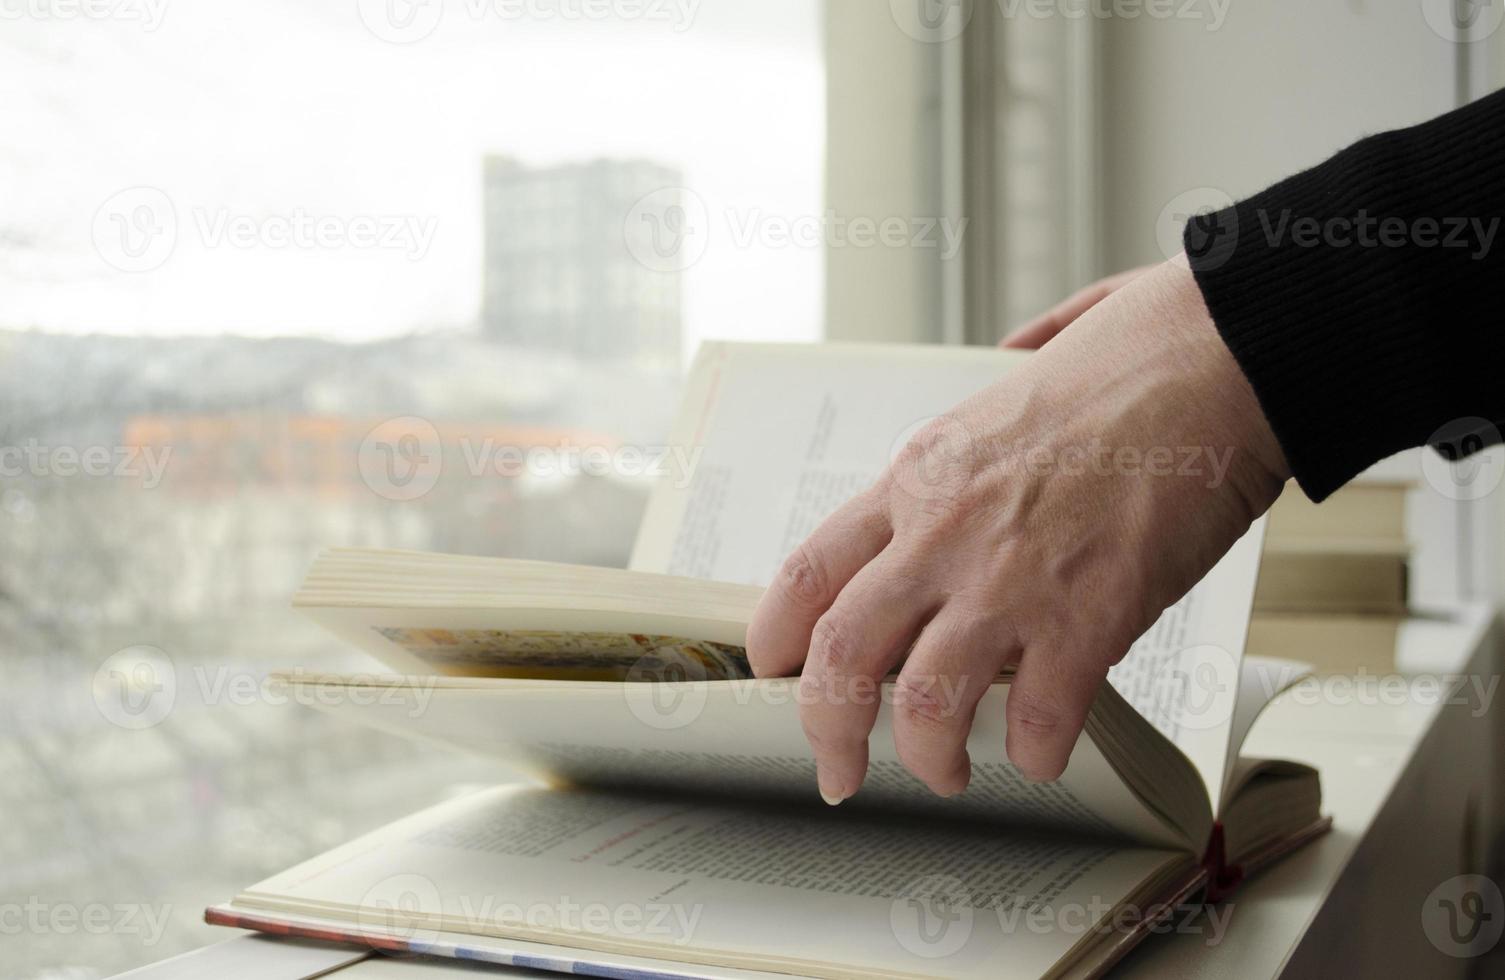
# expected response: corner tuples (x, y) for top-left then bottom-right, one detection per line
(369, 627), (753, 681)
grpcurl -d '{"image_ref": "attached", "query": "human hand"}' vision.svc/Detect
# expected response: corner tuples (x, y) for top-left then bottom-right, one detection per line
(746, 257), (1289, 803)
(1003, 265), (1157, 350)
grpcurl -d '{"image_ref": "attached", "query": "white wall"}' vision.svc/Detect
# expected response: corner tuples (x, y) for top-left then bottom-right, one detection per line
(1096, 2), (1503, 601)
(1098, 1), (1461, 271)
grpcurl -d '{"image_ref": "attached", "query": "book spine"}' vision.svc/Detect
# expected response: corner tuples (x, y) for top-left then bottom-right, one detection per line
(1200, 822), (1243, 903)
(1201, 815), (1336, 903)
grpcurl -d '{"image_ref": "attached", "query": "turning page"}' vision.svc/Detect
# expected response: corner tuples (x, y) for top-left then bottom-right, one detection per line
(631, 342), (1029, 582)
(632, 341), (1264, 810)
(289, 675), (1195, 850)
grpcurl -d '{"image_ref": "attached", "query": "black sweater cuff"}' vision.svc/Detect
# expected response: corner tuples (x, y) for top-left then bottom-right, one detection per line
(1184, 89), (1505, 501)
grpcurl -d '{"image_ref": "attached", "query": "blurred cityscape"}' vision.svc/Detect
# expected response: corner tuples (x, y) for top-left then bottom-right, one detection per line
(484, 157), (685, 372)
(1, 158), (691, 977)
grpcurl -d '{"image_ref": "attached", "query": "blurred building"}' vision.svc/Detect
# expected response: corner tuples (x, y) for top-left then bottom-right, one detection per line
(482, 157), (683, 371)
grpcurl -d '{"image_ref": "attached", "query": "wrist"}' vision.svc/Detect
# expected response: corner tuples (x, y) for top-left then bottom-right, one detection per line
(1164, 254), (1291, 506)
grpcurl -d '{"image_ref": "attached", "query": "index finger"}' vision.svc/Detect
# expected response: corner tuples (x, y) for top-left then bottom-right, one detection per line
(746, 491), (892, 678)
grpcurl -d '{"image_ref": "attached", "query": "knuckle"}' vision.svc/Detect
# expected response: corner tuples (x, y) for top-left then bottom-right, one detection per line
(886, 416), (984, 523)
(890, 421), (939, 463)
(893, 673), (959, 732)
(914, 417), (967, 465)
(778, 542), (830, 608)
(807, 614), (861, 676)
(1008, 691), (1066, 738)
(896, 417), (958, 467)
(892, 428), (932, 472)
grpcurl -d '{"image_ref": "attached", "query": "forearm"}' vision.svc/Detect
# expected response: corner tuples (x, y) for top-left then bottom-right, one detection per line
(1186, 88), (1505, 500)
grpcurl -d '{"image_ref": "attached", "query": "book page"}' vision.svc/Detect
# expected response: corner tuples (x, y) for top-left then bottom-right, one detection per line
(240, 784), (1191, 980)
(1219, 655), (1311, 808)
(1102, 523), (1264, 813)
(295, 549), (761, 677)
(632, 342), (1030, 582)
(290, 676), (1192, 851)
(632, 341), (1263, 817)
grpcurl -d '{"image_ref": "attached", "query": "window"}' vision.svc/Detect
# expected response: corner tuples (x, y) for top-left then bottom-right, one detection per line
(2, 2), (823, 973)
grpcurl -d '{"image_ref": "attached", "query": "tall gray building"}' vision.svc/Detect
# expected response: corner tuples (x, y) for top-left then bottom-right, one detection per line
(482, 157), (684, 371)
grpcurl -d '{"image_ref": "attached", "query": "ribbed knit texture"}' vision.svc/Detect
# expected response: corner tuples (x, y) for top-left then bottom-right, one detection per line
(1185, 89), (1505, 500)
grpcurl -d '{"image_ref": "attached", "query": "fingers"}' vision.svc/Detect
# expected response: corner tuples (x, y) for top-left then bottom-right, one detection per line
(1004, 646), (1109, 782)
(797, 552), (937, 804)
(746, 491), (892, 678)
(890, 610), (1015, 797)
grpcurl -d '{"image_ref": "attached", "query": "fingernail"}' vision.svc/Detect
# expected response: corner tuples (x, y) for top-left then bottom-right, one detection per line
(931, 778), (967, 799)
(817, 767), (846, 806)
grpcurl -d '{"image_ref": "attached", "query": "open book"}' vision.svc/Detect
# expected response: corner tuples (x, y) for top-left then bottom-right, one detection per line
(208, 343), (1327, 980)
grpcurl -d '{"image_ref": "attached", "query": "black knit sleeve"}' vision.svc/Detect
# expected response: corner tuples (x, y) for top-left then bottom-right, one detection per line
(1184, 88), (1505, 501)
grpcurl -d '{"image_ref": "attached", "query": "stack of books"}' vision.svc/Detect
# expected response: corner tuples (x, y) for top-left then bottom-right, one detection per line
(1250, 479), (1412, 674)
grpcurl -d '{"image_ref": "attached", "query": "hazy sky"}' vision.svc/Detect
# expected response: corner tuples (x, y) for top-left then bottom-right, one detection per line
(0, 0), (825, 353)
